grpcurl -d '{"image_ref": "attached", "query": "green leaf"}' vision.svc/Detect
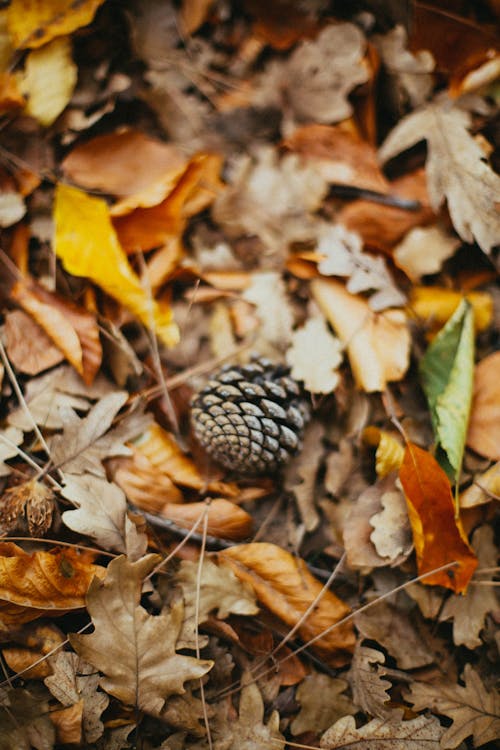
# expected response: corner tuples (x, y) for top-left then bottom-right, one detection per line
(419, 299), (474, 484)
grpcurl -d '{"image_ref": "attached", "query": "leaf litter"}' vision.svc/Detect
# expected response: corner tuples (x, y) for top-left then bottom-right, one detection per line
(0, 1), (498, 748)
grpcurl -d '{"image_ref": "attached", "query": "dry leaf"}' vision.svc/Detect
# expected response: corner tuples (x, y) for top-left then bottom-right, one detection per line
(61, 474), (148, 559)
(439, 526), (498, 649)
(320, 714), (443, 749)
(111, 452), (184, 511)
(0, 479), (55, 536)
(0, 425), (24, 476)
(460, 461), (500, 508)
(1, 621), (65, 680)
(0, 687), (55, 750)
(393, 225), (460, 282)
(370, 484), (413, 566)
(45, 651), (109, 744)
(215, 677), (284, 750)
(379, 99), (500, 253)
(4, 309), (65, 375)
(312, 278), (410, 392)
(316, 225), (406, 311)
(176, 558), (258, 648)
(49, 701), (83, 745)
(363, 427), (405, 478)
(159, 499), (254, 542)
(11, 276), (102, 385)
(405, 664), (500, 749)
(286, 316), (342, 394)
(16, 36), (76, 125)
(291, 673), (355, 735)
(399, 444), (478, 594)
(348, 643), (395, 719)
(467, 351), (500, 460)
(70, 555), (213, 715)
(242, 271), (295, 355)
(373, 25), (435, 108)
(54, 183), (179, 347)
(0, 542), (104, 627)
(284, 421), (325, 531)
(219, 542), (355, 664)
(7, 0), (105, 49)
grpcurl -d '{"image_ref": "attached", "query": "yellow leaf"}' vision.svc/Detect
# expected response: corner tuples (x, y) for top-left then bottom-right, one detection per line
(363, 426), (405, 477)
(54, 183), (179, 347)
(7, 0), (105, 50)
(16, 36), (76, 126)
(409, 286), (492, 334)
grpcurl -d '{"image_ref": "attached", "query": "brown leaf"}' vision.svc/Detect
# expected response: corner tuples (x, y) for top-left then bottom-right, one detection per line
(219, 542), (355, 664)
(460, 460), (500, 508)
(399, 444), (478, 594)
(49, 701), (83, 745)
(4, 309), (64, 375)
(215, 676), (285, 750)
(467, 351), (500, 460)
(1, 621), (65, 679)
(348, 643), (395, 720)
(320, 714), (443, 749)
(0, 542), (105, 627)
(0, 687), (56, 749)
(291, 673), (355, 735)
(405, 664), (500, 749)
(0, 479), (55, 536)
(70, 555), (213, 715)
(11, 277), (102, 385)
(110, 453), (184, 511)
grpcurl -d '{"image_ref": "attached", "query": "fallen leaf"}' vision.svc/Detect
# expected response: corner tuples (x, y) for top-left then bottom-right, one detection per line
(373, 25), (435, 108)
(286, 316), (343, 394)
(399, 444), (478, 594)
(284, 421), (325, 531)
(16, 36), (77, 126)
(242, 271), (295, 355)
(405, 664), (500, 749)
(348, 643), (395, 719)
(49, 701), (83, 745)
(11, 276), (102, 385)
(244, 0), (319, 50)
(179, 0), (214, 35)
(460, 460), (500, 508)
(0, 479), (55, 536)
(316, 224), (406, 311)
(439, 526), (498, 648)
(363, 427), (405, 478)
(70, 555), (213, 715)
(1, 621), (65, 679)
(291, 673), (355, 735)
(175, 558), (258, 648)
(61, 474), (148, 559)
(0, 191), (25, 226)
(409, 286), (493, 334)
(4, 309), (65, 375)
(379, 99), (500, 254)
(312, 277), (410, 392)
(393, 225), (460, 282)
(419, 299), (475, 482)
(158, 499), (254, 542)
(215, 677), (285, 750)
(61, 129), (186, 196)
(7, 0), (105, 49)
(219, 542), (355, 664)
(45, 651), (109, 744)
(370, 484), (413, 565)
(320, 714), (443, 749)
(0, 687), (55, 750)
(0, 425), (24, 476)
(467, 351), (500, 460)
(110, 452), (184, 511)
(0, 542), (105, 627)
(53, 183), (180, 347)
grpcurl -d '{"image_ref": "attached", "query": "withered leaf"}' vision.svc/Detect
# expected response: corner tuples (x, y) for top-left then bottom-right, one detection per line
(4, 309), (64, 376)
(320, 715), (443, 749)
(348, 643), (395, 720)
(291, 673), (355, 736)
(215, 677), (284, 750)
(0, 687), (55, 750)
(70, 555), (213, 715)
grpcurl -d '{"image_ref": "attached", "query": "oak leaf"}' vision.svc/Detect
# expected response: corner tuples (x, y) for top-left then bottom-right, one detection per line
(312, 278), (410, 392)
(320, 715), (443, 749)
(379, 99), (500, 254)
(291, 673), (355, 735)
(467, 351), (500, 460)
(0, 542), (104, 627)
(219, 542), (355, 664)
(405, 664), (500, 748)
(348, 643), (394, 719)
(215, 677), (284, 750)
(70, 555), (213, 715)
(399, 444), (477, 594)
(54, 183), (179, 347)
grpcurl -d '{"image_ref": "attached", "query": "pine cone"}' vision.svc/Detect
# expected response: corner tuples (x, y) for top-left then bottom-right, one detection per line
(191, 358), (310, 475)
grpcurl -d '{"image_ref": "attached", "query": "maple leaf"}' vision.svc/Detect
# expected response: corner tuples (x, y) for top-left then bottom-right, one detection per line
(61, 475), (147, 559)
(286, 316), (343, 394)
(70, 555), (213, 715)
(320, 714), (443, 749)
(45, 651), (109, 744)
(379, 99), (500, 254)
(405, 664), (500, 748)
(175, 558), (259, 649)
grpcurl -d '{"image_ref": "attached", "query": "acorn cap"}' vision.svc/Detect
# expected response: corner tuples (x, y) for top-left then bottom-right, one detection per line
(191, 358), (310, 475)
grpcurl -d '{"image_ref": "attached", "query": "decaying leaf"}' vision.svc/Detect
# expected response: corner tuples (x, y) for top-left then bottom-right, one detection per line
(70, 555), (213, 715)
(0, 542), (105, 627)
(405, 664), (500, 749)
(419, 299), (475, 483)
(291, 673), (355, 735)
(467, 351), (500, 460)
(0, 479), (55, 536)
(399, 444), (477, 594)
(215, 677), (285, 750)
(379, 99), (500, 253)
(220, 542), (355, 664)
(312, 278), (410, 392)
(61, 474), (148, 559)
(53, 183), (179, 347)
(320, 714), (443, 749)
(0, 687), (55, 750)
(175, 558), (258, 648)
(460, 460), (500, 508)
(348, 643), (395, 719)
(286, 316), (342, 394)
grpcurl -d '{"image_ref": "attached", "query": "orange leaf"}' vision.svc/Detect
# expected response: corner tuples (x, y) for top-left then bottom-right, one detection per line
(0, 543), (105, 626)
(467, 351), (500, 460)
(11, 277), (102, 385)
(219, 543), (355, 664)
(399, 444), (477, 594)
(4, 309), (64, 376)
(2, 622), (65, 679)
(160, 499), (253, 542)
